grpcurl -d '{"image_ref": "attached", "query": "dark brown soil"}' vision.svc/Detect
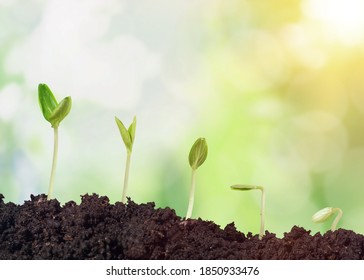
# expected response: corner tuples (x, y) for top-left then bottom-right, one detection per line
(1, 193), (363, 260)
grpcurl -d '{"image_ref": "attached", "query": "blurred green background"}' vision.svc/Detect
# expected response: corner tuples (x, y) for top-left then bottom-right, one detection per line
(1, 0), (364, 236)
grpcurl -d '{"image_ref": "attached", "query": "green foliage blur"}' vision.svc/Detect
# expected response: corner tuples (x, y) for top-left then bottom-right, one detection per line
(1, 0), (364, 236)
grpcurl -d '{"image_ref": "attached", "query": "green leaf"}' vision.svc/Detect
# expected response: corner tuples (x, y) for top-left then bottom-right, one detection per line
(189, 137), (208, 170)
(230, 185), (261, 191)
(48, 96), (72, 128)
(115, 116), (134, 153)
(128, 116), (137, 145)
(38, 84), (58, 122)
(38, 84), (72, 128)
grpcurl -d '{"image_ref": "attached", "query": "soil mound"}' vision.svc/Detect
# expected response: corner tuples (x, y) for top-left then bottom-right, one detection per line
(1, 193), (363, 259)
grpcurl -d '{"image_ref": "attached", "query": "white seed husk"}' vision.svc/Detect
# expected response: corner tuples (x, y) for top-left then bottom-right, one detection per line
(312, 207), (333, 223)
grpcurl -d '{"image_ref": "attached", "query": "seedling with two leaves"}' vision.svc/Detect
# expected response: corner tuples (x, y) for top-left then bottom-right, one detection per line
(38, 84), (72, 199)
(186, 137), (208, 219)
(115, 116), (136, 203)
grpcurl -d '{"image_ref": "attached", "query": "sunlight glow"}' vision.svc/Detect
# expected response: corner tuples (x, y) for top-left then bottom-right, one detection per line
(303, 0), (364, 44)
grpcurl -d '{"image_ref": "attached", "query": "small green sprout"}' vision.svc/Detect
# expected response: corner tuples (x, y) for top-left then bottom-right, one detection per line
(38, 83), (72, 199)
(186, 137), (208, 219)
(312, 207), (343, 231)
(230, 184), (266, 240)
(115, 116), (137, 203)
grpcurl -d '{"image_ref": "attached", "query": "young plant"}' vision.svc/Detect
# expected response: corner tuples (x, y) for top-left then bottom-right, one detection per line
(186, 137), (208, 219)
(115, 116), (136, 203)
(38, 83), (72, 199)
(230, 184), (266, 240)
(312, 207), (343, 231)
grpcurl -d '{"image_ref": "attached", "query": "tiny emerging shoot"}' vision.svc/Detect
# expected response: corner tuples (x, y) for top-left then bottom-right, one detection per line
(38, 83), (72, 199)
(186, 137), (208, 219)
(115, 116), (137, 203)
(312, 207), (343, 231)
(230, 184), (266, 240)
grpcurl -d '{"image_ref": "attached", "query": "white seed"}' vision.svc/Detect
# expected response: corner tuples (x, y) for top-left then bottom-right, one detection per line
(312, 207), (333, 223)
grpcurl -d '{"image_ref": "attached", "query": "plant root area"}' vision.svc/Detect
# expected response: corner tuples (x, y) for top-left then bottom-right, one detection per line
(1, 193), (363, 260)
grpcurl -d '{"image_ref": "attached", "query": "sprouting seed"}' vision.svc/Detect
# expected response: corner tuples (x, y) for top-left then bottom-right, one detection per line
(115, 116), (136, 203)
(230, 184), (266, 240)
(186, 137), (208, 219)
(38, 83), (72, 199)
(312, 207), (343, 231)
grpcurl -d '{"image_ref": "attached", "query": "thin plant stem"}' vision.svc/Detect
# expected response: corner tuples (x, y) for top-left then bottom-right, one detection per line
(331, 208), (343, 231)
(186, 168), (196, 219)
(230, 185), (266, 240)
(48, 126), (59, 199)
(258, 186), (265, 240)
(122, 152), (132, 203)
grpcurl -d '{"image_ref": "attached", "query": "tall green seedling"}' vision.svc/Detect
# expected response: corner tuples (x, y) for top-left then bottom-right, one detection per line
(186, 137), (208, 219)
(115, 116), (136, 203)
(38, 83), (72, 199)
(230, 184), (266, 240)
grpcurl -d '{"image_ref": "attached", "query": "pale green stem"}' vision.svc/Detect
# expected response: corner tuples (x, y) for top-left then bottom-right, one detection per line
(48, 126), (59, 199)
(331, 208), (343, 231)
(122, 152), (132, 203)
(230, 185), (265, 240)
(258, 186), (265, 240)
(186, 168), (196, 219)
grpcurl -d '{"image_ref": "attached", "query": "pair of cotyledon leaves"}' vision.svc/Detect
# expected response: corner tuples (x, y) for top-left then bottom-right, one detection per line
(115, 116), (136, 154)
(189, 137), (208, 170)
(38, 84), (72, 128)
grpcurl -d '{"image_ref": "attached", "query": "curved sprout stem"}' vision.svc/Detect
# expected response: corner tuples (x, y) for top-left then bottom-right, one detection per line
(48, 127), (59, 199)
(259, 186), (265, 239)
(331, 208), (343, 231)
(230, 185), (266, 240)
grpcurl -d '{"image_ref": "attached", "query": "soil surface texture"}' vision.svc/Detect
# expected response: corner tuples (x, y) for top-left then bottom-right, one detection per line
(0, 193), (363, 260)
